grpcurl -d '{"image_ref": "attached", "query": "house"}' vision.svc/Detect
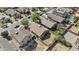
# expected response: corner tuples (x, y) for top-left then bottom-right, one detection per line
(0, 13), (10, 19)
(56, 7), (72, 14)
(16, 7), (29, 13)
(64, 32), (79, 46)
(47, 13), (64, 23)
(5, 9), (19, 16)
(40, 16), (56, 29)
(0, 36), (17, 51)
(69, 25), (79, 35)
(29, 22), (49, 40)
(9, 26), (36, 50)
(47, 8), (56, 13)
(16, 7), (31, 15)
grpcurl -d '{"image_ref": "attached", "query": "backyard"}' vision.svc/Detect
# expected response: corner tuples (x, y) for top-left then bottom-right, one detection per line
(52, 25), (65, 40)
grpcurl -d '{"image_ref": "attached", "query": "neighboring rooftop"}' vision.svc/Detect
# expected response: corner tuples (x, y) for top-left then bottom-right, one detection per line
(5, 9), (19, 16)
(64, 32), (79, 45)
(40, 16), (56, 29)
(16, 7), (29, 13)
(56, 7), (72, 14)
(29, 22), (48, 37)
(0, 13), (10, 19)
(47, 13), (64, 23)
(10, 26), (32, 45)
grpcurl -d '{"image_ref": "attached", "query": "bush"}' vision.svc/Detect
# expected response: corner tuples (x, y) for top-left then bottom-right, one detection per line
(31, 13), (39, 22)
(64, 19), (71, 24)
(20, 19), (29, 26)
(52, 25), (58, 31)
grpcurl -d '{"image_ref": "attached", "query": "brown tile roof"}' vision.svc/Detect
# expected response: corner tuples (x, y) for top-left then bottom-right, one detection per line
(29, 22), (48, 37)
(10, 26), (32, 44)
(48, 13), (64, 23)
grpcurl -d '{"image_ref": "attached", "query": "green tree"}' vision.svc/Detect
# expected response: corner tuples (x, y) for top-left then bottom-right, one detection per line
(20, 19), (29, 27)
(31, 13), (39, 22)
(52, 25), (63, 40)
(32, 7), (38, 12)
(64, 19), (71, 24)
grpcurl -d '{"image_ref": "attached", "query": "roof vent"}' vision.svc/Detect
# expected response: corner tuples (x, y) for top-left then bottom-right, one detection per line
(15, 32), (18, 35)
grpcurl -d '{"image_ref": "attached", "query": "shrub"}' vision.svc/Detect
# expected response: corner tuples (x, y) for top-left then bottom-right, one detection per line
(31, 13), (39, 22)
(20, 19), (29, 26)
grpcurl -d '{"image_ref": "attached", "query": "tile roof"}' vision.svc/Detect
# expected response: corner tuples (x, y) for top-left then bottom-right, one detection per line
(10, 26), (32, 45)
(48, 13), (64, 23)
(5, 9), (19, 16)
(64, 32), (79, 45)
(40, 16), (56, 28)
(29, 22), (48, 37)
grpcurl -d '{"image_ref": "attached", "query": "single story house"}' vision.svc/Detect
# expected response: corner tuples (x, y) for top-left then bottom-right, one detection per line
(0, 13), (10, 19)
(64, 32), (79, 46)
(9, 26), (36, 50)
(56, 7), (73, 14)
(5, 9), (19, 16)
(16, 7), (29, 13)
(47, 13), (64, 23)
(29, 22), (49, 40)
(40, 16), (56, 29)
